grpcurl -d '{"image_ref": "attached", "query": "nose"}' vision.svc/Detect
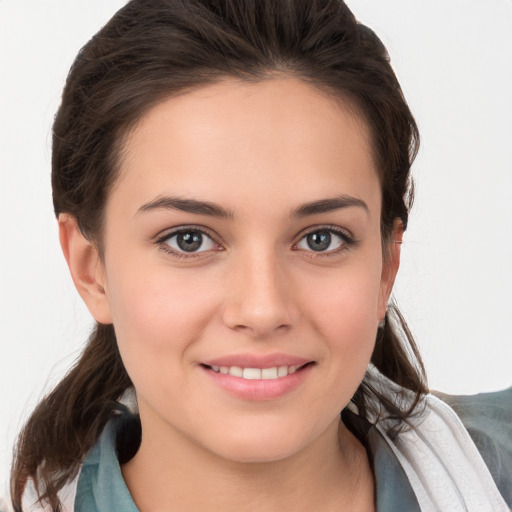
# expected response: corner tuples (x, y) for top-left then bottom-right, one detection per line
(221, 250), (298, 338)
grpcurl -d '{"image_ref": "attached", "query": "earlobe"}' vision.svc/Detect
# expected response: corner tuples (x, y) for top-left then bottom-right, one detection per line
(58, 214), (113, 324)
(378, 220), (403, 320)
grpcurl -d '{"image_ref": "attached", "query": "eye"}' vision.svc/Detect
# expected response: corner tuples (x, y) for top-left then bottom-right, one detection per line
(159, 228), (219, 255)
(295, 228), (353, 253)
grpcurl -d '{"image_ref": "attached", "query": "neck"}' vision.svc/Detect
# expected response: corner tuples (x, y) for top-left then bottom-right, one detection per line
(122, 412), (375, 512)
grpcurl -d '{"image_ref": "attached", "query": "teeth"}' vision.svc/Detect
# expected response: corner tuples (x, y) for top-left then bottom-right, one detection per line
(242, 368), (261, 380)
(261, 367), (278, 380)
(210, 364), (303, 380)
(277, 366), (288, 377)
(229, 366), (243, 378)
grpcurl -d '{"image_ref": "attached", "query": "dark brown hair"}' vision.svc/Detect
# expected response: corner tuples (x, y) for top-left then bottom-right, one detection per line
(11, 0), (426, 509)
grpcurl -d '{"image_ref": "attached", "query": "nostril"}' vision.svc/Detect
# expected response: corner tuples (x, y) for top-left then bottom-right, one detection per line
(220, 271), (298, 336)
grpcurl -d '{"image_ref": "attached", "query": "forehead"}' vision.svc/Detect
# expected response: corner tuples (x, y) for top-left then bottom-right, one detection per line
(112, 78), (380, 218)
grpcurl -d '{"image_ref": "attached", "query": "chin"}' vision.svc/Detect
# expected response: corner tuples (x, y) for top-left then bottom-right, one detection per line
(202, 421), (317, 464)
(216, 440), (302, 464)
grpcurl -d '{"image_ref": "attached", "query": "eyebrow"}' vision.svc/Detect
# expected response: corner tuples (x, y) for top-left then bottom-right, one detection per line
(291, 195), (369, 218)
(137, 196), (234, 218)
(136, 194), (368, 219)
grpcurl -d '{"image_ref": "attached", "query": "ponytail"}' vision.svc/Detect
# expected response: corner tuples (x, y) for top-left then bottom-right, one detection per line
(11, 0), (428, 508)
(10, 323), (131, 511)
(351, 301), (429, 436)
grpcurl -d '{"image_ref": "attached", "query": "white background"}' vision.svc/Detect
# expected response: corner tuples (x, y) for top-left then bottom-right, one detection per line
(1, 0), (511, 490)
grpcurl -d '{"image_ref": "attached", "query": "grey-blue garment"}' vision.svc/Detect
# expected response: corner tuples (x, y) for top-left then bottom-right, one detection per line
(434, 387), (512, 506)
(74, 416), (139, 512)
(74, 388), (512, 511)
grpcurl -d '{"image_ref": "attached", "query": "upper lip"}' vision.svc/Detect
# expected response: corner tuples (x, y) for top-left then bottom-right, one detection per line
(201, 353), (313, 369)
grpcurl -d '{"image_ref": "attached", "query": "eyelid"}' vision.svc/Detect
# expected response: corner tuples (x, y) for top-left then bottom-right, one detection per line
(152, 223), (357, 258)
(154, 224), (221, 244)
(294, 224), (355, 243)
(154, 224), (224, 257)
(293, 225), (357, 253)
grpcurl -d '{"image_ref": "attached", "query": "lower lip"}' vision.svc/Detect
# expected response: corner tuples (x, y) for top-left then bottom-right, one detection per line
(201, 364), (314, 401)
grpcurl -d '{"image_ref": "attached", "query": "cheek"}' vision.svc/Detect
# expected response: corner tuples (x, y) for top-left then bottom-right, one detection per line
(302, 258), (382, 356)
(104, 263), (224, 412)
(104, 255), (219, 360)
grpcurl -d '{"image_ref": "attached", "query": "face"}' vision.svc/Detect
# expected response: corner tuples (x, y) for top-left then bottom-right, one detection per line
(95, 78), (396, 463)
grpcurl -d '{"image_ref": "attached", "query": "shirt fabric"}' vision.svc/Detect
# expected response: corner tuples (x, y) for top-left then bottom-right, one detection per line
(7, 384), (512, 511)
(72, 387), (512, 512)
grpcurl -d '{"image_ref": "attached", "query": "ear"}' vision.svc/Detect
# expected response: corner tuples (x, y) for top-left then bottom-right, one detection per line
(377, 219), (403, 321)
(58, 214), (113, 324)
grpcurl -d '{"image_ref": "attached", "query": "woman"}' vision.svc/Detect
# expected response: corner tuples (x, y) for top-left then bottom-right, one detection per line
(4, 1), (511, 511)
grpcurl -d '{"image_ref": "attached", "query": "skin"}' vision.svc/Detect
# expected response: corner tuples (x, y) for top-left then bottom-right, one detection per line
(60, 77), (401, 511)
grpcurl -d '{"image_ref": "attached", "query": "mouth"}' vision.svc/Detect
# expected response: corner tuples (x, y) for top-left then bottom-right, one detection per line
(201, 362), (314, 380)
(199, 359), (315, 400)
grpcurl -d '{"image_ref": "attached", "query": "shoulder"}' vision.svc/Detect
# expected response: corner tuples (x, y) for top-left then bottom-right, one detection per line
(2, 411), (139, 512)
(74, 413), (140, 512)
(434, 387), (512, 508)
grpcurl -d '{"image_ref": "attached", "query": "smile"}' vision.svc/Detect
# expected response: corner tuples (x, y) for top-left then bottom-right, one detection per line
(208, 365), (301, 380)
(201, 360), (314, 401)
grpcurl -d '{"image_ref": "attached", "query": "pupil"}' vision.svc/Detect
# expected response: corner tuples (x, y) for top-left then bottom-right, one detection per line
(177, 232), (202, 252)
(307, 231), (331, 251)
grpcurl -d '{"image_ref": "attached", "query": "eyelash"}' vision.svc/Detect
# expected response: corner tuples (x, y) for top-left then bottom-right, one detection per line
(293, 225), (357, 257)
(155, 225), (223, 259)
(154, 225), (357, 259)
